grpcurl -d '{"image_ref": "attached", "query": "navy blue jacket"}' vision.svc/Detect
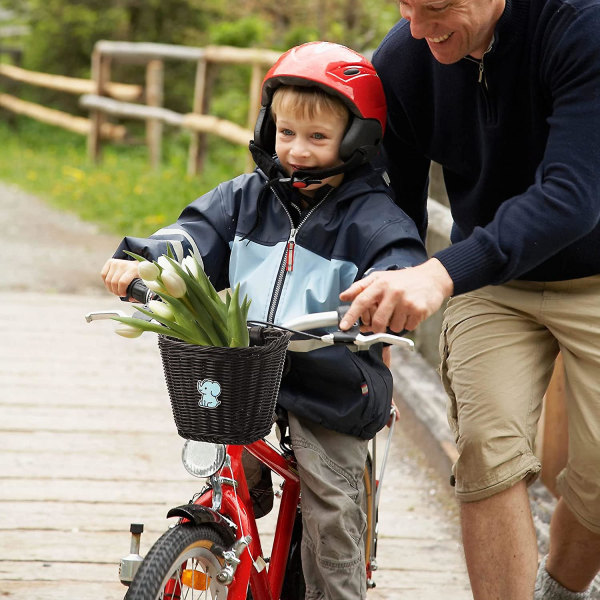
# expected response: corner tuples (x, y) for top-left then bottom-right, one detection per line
(374, 0), (600, 295)
(114, 164), (427, 439)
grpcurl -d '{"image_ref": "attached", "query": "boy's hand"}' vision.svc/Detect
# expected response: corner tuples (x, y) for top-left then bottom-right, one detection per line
(101, 258), (140, 298)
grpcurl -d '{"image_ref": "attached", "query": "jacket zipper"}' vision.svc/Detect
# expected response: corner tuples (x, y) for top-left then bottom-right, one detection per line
(267, 188), (332, 322)
(465, 41), (494, 122)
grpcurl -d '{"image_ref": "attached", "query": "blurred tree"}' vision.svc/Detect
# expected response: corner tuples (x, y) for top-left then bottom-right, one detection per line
(0, 0), (400, 121)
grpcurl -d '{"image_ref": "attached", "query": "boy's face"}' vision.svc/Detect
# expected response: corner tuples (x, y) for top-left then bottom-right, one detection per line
(274, 105), (347, 197)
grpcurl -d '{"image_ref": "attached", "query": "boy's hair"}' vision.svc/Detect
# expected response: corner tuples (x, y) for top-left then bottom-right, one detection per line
(271, 85), (349, 127)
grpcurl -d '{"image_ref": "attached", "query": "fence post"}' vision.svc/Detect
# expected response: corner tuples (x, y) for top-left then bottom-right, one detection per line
(88, 48), (111, 164)
(245, 63), (263, 173)
(187, 58), (207, 176)
(146, 59), (164, 170)
(0, 46), (22, 127)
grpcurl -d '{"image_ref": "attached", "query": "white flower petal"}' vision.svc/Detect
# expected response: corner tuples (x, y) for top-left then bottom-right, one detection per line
(115, 324), (143, 338)
(161, 271), (187, 298)
(138, 261), (160, 281)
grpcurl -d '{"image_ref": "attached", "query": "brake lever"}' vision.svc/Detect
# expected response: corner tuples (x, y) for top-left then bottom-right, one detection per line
(85, 310), (128, 323)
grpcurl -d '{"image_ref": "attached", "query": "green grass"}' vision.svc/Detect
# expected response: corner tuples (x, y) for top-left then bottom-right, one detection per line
(0, 116), (248, 237)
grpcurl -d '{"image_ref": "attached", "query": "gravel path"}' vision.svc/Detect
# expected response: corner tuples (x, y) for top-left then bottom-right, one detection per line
(1, 181), (120, 295)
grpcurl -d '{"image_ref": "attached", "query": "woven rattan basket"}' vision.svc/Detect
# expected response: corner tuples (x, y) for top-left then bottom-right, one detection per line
(158, 328), (289, 444)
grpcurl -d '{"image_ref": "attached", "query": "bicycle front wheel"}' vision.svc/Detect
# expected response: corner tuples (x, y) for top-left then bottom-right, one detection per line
(125, 524), (234, 600)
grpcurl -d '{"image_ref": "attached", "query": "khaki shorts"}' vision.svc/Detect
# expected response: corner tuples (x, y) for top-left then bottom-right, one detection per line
(439, 275), (600, 534)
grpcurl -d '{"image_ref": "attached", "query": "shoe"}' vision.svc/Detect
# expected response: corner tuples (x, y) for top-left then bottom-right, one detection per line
(249, 464), (274, 519)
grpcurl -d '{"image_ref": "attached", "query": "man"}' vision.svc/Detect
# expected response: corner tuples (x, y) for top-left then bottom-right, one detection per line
(339, 0), (600, 598)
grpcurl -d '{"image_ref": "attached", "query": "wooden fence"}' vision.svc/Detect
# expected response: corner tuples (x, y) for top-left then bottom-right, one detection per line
(0, 60), (140, 141)
(82, 41), (281, 174)
(0, 40), (282, 174)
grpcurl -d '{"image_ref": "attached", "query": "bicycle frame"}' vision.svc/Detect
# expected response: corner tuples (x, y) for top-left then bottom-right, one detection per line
(87, 299), (411, 599)
(186, 440), (301, 600)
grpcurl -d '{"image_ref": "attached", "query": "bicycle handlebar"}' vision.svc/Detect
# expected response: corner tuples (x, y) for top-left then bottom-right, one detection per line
(126, 278), (160, 304)
(86, 278), (414, 352)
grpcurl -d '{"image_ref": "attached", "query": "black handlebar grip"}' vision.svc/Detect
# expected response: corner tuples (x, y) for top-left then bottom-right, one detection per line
(126, 278), (157, 304)
(337, 305), (360, 329)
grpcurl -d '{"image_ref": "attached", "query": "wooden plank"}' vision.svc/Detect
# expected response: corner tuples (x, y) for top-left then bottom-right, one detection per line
(0, 404), (175, 434)
(0, 580), (125, 600)
(0, 63), (142, 101)
(187, 58), (208, 176)
(182, 113), (251, 145)
(145, 59), (164, 169)
(0, 93), (126, 139)
(0, 478), (201, 504)
(95, 40), (206, 62)
(1, 561), (121, 583)
(0, 500), (190, 532)
(0, 430), (179, 453)
(80, 93), (183, 126)
(94, 40), (280, 66)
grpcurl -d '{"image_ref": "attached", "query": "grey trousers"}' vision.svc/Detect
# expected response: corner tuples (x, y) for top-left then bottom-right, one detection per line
(288, 412), (369, 600)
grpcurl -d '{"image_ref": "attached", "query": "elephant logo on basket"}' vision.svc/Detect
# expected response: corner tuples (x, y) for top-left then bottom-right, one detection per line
(197, 379), (221, 408)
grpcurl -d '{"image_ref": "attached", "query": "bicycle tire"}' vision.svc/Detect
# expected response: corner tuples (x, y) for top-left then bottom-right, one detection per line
(125, 523), (235, 600)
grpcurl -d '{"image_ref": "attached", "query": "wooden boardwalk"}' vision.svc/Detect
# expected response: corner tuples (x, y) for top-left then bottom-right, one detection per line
(0, 291), (472, 599)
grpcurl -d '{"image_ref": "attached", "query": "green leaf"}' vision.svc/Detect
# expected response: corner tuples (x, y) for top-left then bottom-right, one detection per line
(226, 284), (249, 347)
(123, 251), (148, 263)
(162, 255), (229, 343)
(131, 304), (211, 346)
(111, 316), (196, 344)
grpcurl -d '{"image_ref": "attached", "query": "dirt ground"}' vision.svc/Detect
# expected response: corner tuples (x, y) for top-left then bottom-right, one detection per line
(1, 181), (120, 295)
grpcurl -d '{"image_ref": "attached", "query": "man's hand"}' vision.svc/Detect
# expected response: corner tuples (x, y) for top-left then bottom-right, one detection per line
(101, 258), (140, 298)
(339, 258), (454, 332)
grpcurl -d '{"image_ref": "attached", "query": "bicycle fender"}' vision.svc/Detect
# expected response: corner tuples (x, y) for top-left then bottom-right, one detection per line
(166, 504), (236, 541)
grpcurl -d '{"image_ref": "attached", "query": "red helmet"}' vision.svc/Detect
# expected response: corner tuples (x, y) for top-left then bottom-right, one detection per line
(254, 41), (386, 165)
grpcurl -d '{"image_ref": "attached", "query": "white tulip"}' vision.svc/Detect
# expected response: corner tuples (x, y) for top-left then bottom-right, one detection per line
(157, 256), (174, 272)
(138, 260), (160, 281)
(148, 299), (174, 319)
(183, 255), (201, 279)
(115, 323), (143, 338)
(161, 271), (187, 298)
(143, 279), (163, 292)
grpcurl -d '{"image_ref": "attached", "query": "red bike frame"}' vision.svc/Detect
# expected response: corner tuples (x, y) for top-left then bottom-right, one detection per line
(192, 440), (302, 600)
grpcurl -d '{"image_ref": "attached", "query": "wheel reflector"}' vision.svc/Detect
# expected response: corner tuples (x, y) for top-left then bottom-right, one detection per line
(182, 569), (210, 590)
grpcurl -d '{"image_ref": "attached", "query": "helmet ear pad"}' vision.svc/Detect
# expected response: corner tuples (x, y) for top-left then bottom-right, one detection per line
(254, 106), (276, 155)
(339, 117), (383, 162)
(254, 107), (384, 165)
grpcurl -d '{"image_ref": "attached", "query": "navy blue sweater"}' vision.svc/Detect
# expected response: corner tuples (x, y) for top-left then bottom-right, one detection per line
(374, 0), (600, 294)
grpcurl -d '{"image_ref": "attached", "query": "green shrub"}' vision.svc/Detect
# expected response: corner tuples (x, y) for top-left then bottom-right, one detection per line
(0, 117), (247, 237)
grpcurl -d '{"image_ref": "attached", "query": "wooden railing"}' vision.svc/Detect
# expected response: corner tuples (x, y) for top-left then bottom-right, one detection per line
(0, 41), (282, 175)
(0, 59), (141, 141)
(82, 41), (281, 174)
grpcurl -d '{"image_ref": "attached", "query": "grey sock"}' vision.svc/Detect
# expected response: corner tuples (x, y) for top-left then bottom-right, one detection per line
(534, 555), (591, 600)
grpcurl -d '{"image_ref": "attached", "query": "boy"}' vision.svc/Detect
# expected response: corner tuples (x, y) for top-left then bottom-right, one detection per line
(102, 41), (427, 599)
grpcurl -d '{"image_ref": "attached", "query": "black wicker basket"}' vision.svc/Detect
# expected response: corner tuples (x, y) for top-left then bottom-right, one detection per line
(157, 328), (290, 444)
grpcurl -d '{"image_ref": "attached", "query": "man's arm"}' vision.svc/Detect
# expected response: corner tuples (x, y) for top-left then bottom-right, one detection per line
(339, 258), (453, 332)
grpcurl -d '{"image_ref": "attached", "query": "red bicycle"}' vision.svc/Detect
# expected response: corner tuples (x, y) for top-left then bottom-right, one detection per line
(86, 283), (413, 600)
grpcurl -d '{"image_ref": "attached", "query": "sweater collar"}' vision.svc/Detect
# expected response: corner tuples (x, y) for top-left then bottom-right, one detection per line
(489, 0), (530, 56)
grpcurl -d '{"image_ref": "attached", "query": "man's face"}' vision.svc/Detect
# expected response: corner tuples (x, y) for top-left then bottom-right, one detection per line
(398, 0), (505, 63)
